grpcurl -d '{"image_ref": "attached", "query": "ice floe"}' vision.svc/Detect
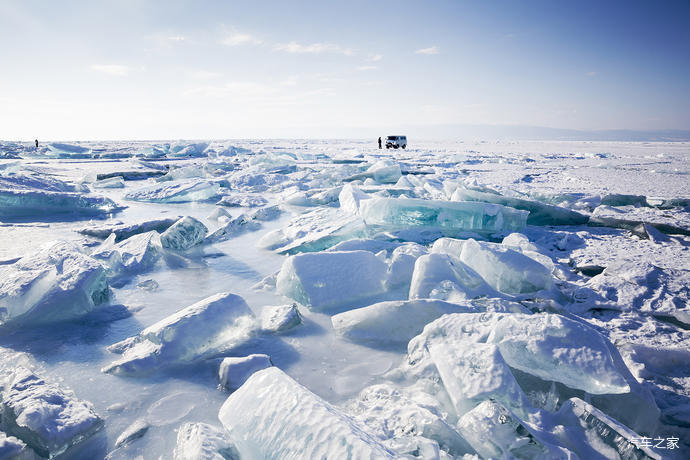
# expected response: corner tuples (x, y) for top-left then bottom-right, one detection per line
(103, 292), (257, 375)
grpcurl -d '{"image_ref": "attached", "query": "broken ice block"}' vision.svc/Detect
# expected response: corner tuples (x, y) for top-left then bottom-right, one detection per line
(408, 253), (498, 300)
(0, 432), (33, 460)
(160, 216), (208, 250)
(205, 214), (261, 243)
(114, 419), (149, 448)
(258, 207), (366, 254)
(1, 366), (103, 458)
(103, 292), (257, 375)
(349, 384), (473, 456)
(332, 299), (477, 347)
(276, 250), (388, 311)
(77, 217), (180, 241)
(0, 173), (120, 217)
(488, 313), (630, 394)
(555, 398), (661, 460)
(218, 367), (396, 459)
(218, 354), (272, 391)
(359, 196), (528, 236)
(92, 231), (162, 275)
(173, 422), (239, 460)
(459, 239), (552, 294)
(260, 303), (302, 333)
(92, 176), (125, 189)
(0, 242), (109, 327)
(457, 400), (572, 459)
(386, 243), (428, 289)
(125, 179), (219, 203)
(451, 187), (589, 226)
(430, 342), (532, 417)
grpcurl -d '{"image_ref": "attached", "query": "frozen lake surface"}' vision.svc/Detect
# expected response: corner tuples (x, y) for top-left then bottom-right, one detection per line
(0, 139), (688, 459)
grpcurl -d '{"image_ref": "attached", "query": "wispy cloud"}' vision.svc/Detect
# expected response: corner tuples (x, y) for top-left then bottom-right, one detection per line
(586, 71), (597, 77)
(90, 64), (129, 76)
(356, 65), (377, 71)
(415, 46), (440, 55)
(221, 32), (262, 46)
(274, 41), (353, 56)
(366, 54), (383, 62)
(167, 35), (186, 42)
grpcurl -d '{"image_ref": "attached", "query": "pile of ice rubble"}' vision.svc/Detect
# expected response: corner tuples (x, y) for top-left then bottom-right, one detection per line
(0, 141), (689, 459)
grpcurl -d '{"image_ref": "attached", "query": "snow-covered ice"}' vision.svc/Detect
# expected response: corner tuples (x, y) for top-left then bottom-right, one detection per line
(102, 292), (257, 375)
(0, 138), (688, 459)
(218, 367), (396, 459)
(0, 242), (109, 327)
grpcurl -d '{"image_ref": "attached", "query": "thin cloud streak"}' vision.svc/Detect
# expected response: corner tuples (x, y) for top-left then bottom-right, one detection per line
(415, 46), (440, 55)
(274, 41), (353, 55)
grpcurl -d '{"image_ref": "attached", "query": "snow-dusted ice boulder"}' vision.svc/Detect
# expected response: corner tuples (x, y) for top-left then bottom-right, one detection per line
(451, 187), (589, 226)
(258, 207), (365, 254)
(385, 243), (428, 289)
(367, 160), (402, 184)
(0, 242), (109, 327)
(0, 432), (33, 460)
(276, 250), (388, 311)
(218, 354), (272, 391)
(0, 366), (103, 458)
(218, 367), (396, 459)
(457, 400), (572, 459)
(103, 292), (257, 375)
(555, 398), (661, 460)
(173, 422), (239, 460)
(93, 176), (125, 189)
(408, 253), (498, 300)
(260, 303), (302, 333)
(487, 313), (630, 394)
(92, 231), (162, 276)
(358, 197), (528, 236)
(205, 214), (261, 243)
(348, 384), (473, 457)
(160, 216), (208, 250)
(76, 217), (180, 241)
(459, 239), (552, 294)
(332, 299), (478, 347)
(125, 179), (219, 203)
(0, 173), (119, 217)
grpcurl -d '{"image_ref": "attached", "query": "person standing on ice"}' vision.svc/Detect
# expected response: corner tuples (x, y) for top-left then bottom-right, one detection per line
(378, 137), (382, 149)
(35, 139), (38, 148)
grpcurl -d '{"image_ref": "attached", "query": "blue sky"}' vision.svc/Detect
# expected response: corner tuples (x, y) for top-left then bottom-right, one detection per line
(1, 0), (688, 140)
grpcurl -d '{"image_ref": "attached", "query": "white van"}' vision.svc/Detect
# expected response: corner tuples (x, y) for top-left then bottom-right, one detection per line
(385, 135), (407, 149)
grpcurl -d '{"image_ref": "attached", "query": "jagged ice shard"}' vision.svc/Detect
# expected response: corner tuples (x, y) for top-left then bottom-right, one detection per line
(218, 367), (396, 459)
(0, 242), (109, 327)
(102, 292), (257, 375)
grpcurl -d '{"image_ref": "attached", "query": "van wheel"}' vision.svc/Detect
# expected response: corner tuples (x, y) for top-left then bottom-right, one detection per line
(402, 145), (406, 149)
(394, 145), (399, 149)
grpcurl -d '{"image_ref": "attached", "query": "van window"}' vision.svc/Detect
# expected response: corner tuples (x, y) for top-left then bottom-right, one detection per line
(387, 136), (396, 140)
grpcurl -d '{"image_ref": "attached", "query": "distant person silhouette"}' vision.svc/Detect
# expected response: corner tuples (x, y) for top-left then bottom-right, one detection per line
(35, 139), (38, 148)
(378, 137), (382, 149)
